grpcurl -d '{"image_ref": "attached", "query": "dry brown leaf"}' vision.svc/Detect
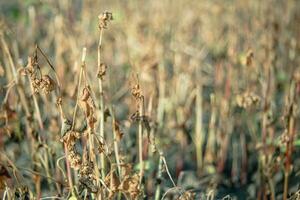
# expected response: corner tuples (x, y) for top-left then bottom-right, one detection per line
(105, 169), (120, 199)
(119, 173), (140, 199)
(80, 86), (97, 131)
(114, 120), (124, 141)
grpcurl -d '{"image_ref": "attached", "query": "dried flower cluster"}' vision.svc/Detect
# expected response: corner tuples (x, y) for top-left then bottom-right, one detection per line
(78, 153), (98, 193)
(60, 130), (82, 169)
(98, 11), (113, 29)
(104, 164), (141, 199)
(131, 82), (143, 100)
(22, 56), (56, 94)
(61, 130), (99, 193)
(236, 92), (260, 109)
(39, 75), (56, 94)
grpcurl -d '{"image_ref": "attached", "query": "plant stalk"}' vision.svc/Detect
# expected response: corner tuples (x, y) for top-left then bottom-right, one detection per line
(97, 28), (106, 178)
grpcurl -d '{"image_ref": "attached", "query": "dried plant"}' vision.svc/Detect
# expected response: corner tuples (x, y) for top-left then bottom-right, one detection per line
(0, 1), (300, 200)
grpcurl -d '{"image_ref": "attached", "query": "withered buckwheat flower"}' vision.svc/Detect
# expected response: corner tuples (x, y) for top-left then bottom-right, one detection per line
(32, 77), (41, 93)
(131, 83), (143, 100)
(98, 11), (113, 29)
(22, 56), (56, 94)
(236, 92), (260, 109)
(67, 148), (82, 170)
(60, 130), (82, 169)
(78, 153), (98, 193)
(39, 75), (56, 94)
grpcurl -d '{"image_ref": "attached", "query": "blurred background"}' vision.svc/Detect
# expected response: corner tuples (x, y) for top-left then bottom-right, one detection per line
(0, 0), (300, 199)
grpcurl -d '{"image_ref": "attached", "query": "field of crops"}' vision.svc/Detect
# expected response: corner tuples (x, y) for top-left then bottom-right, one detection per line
(0, 0), (300, 199)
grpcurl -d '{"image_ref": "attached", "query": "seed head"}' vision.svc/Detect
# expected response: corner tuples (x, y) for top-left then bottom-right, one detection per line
(40, 75), (56, 94)
(98, 11), (113, 29)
